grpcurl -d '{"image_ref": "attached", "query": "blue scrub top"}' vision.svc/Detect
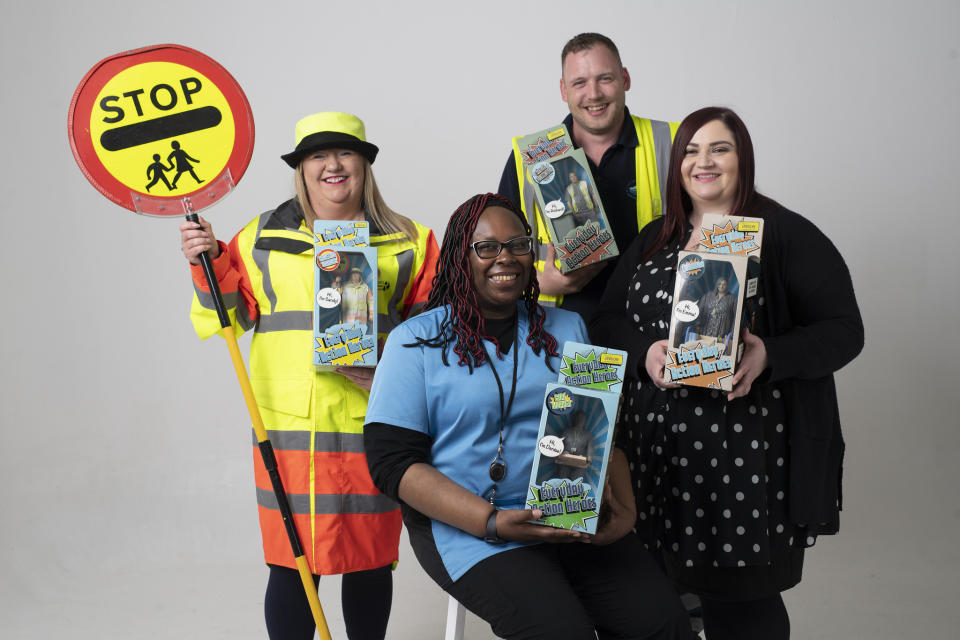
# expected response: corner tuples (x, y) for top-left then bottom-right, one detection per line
(365, 302), (587, 582)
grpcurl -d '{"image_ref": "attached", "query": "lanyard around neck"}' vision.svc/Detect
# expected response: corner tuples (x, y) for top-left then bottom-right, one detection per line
(479, 316), (519, 501)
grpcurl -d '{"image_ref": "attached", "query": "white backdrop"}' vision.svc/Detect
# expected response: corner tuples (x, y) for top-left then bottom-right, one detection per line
(1, 1), (957, 638)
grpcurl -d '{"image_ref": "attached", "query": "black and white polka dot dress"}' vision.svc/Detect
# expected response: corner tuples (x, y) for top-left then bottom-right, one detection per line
(616, 230), (815, 596)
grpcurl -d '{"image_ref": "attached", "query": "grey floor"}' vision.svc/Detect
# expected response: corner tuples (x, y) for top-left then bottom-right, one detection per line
(1, 511), (953, 639)
(6, 377), (947, 640)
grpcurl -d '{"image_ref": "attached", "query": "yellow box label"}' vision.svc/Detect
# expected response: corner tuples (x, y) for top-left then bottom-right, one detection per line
(737, 221), (760, 232)
(600, 353), (623, 365)
(546, 128), (566, 141)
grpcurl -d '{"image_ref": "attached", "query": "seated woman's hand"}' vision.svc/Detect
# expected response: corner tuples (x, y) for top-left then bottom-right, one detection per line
(645, 339), (682, 390)
(588, 481), (635, 546)
(495, 508), (586, 543)
(727, 329), (768, 401)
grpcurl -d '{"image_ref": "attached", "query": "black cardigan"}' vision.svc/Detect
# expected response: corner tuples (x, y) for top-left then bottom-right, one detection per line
(590, 196), (864, 535)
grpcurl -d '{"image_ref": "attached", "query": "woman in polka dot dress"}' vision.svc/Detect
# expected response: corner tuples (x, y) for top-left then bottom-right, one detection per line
(590, 107), (863, 640)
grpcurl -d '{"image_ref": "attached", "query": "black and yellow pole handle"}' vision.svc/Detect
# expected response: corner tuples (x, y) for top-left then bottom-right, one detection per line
(186, 212), (332, 640)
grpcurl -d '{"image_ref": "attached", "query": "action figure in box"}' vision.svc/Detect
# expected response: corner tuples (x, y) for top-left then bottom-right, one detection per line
(695, 278), (736, 344)
(666, 252), (747, 388)
(526, 342), (628, 535)
(564, 172), (598, 226)
(509, 127), (619, 274)
(553, 409), (595, 478)
(313, 223), (379, 366)
(341, 267), (374, 331)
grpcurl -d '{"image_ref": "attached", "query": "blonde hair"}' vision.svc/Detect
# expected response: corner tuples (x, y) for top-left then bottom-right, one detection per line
(295, 159), (416, 241)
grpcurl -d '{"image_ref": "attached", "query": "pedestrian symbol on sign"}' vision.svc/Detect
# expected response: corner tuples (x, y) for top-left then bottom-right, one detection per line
(145, 154), (172, 192)
(167, 140), (203, 188)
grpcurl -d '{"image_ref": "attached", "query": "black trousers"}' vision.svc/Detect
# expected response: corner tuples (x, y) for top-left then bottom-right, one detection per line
(700, 594), (789, 640)
(264, 563), (392, 640)
(446, 533), (690, 640)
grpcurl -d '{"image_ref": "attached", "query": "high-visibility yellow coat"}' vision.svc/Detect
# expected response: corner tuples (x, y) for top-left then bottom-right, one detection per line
(189, 198), (439, 574)
(511, 115), (678, 306)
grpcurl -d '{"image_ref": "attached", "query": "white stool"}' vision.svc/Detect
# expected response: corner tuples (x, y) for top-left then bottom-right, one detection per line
(443, 595), (466, 640)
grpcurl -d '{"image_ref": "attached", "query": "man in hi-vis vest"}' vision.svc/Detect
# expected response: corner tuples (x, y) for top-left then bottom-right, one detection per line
(498, 32), (678, 321)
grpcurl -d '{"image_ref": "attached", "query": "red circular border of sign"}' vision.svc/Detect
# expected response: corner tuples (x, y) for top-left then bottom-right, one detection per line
(67, 44), (255, 213)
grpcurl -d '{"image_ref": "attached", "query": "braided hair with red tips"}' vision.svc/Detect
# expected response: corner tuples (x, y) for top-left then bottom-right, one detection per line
(407, 193), (558, 372)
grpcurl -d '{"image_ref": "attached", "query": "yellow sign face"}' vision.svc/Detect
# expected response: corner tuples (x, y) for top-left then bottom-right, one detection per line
(89, 61), (235, 197)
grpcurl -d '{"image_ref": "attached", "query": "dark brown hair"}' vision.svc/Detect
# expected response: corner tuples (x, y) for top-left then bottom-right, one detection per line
(643, 106), (763, 261)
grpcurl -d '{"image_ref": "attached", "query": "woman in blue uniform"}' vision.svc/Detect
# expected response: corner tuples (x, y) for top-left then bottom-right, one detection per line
(364, 193), (688, 640)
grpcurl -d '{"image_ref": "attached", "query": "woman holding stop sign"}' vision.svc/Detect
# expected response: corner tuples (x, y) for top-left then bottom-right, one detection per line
(179, 112), (438, 640)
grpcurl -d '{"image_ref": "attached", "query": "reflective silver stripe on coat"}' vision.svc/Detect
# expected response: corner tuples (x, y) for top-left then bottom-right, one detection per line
(254, 430), (311, 450)
(377, 249), (413, 334)
(252, 213), (278, 312)
(194, 284), (238, 312)
(252, 214), (312, 315)
(256, 488), (399, 515)
(650, 119), (673, 214)
(251, 214), (321, 333)
(236, 299), (256, 331)
(535, 242), (551, 261)
(406, 301), (426, 318)
(518, 157), (555, 264)
(256, 310), (312, 333)
(520, 167), (543, 255)
(254, 430), (366, 454)
(315, 432), (365, 453)
(193, 283), (255, 330)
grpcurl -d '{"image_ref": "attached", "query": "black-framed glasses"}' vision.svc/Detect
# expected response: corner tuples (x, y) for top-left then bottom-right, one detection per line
(471, 236), (534, 259)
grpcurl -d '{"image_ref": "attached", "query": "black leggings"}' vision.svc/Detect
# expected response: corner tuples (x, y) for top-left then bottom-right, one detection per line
(700, 593), (789, 640)
(264, 563), (392, 640)
(446, 534), (690, 640)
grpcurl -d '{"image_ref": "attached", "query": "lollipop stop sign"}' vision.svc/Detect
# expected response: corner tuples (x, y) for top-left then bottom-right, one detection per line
(68, 44), (254, 216)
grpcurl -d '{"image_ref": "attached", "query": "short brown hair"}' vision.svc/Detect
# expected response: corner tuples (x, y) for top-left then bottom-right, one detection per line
(561, 33), (622, 67)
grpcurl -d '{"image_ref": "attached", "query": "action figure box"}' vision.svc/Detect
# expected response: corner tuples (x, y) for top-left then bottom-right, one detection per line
(664, 251), (751, 392)
(313, 220), (378, 368)
(513, 125), (618, 273)
(697, 213), (764, 338)
(696, 214), (764, 258)
(525, 342), (628, 534)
